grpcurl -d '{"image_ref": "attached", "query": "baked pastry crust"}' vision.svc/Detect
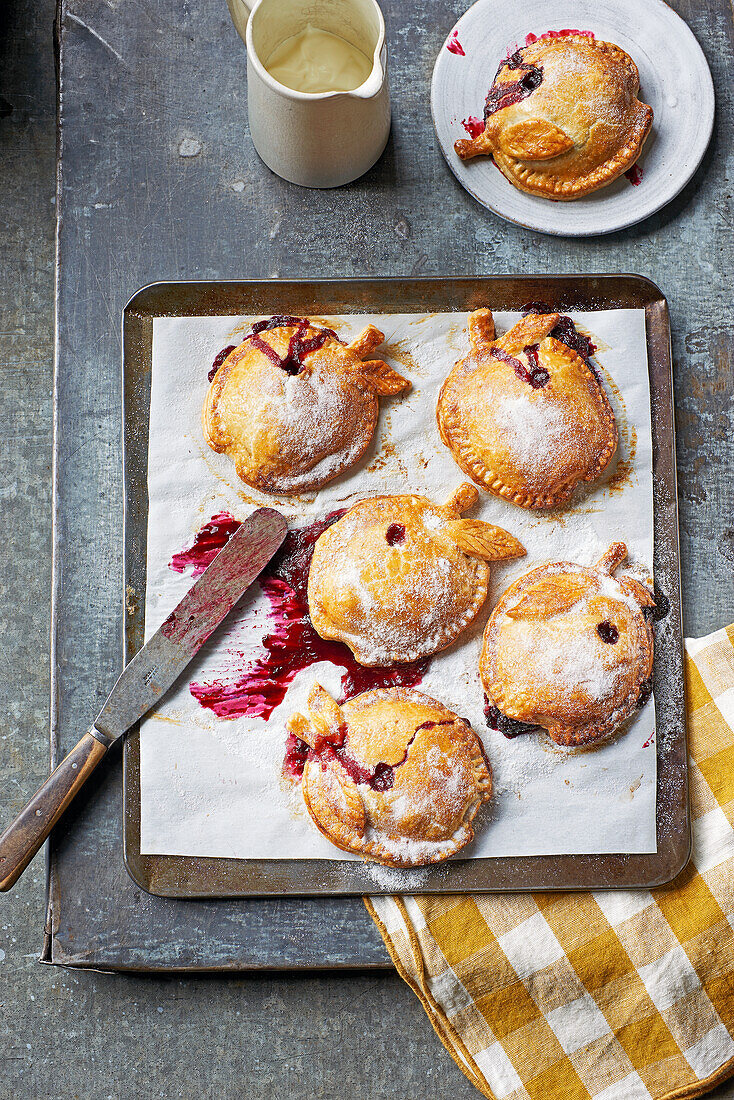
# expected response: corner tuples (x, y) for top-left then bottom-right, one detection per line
(436, 310), (618, 509)
(454, 35), (653, 200)
(289, 684), (492, 867)
(307, 483), (525, 666)
(479, 542), (655, 747)
(203, 317), (410, 494)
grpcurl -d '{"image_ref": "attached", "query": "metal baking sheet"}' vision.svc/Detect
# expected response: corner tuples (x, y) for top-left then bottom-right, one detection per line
(122, 275), (689, 898)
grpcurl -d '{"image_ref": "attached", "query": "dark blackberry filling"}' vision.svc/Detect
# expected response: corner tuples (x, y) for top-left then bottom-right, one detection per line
(490, 345), (550, 389)
(208, 344), (236, 382)
(186, 511), (429, 722)
(484, 700), (539, 739)
(484, 50), (543, 119)
(386, 523), (406, 546)
(597, 621), (619, 644)
(288, 723), (429, 791)
(637, 677), (653, 709)
(246, 315), (339, 376)
(651, 588), (669, 622)
(521, 304), (598, 365)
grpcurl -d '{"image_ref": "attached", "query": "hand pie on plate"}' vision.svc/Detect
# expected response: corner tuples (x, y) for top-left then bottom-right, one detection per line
(307, 483), (525, 666)
(480, 542), (654, 747)
(203, 316), (410, 494)
(288, 684), (492, 866)
(436, 310), (617, 509)
(454, 34), (653, 200)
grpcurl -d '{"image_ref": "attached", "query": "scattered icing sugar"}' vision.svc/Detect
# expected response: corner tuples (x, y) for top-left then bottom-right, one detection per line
(268, 362), (368, 482)
(513, 617), (623, 702)
(493, 393), (580, 477)
(598, 571), (645, 612)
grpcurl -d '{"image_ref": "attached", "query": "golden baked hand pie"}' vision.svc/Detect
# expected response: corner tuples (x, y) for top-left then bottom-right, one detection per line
(454, 34), (653, 200)
(287, 684), (492, 866)
(480, 542), (655, 747)
(203, 316), (410, 494)
(307, 483), (525, 666)
(436, 309), (618, 509)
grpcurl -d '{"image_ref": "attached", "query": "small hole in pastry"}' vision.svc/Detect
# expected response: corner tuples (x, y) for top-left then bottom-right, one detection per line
(385, 522), (406, 546)
(596, 621), (619, 644)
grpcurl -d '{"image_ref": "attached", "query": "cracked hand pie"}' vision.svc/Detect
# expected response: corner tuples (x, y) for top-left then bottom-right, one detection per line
(307, 483), (525, 666)
(436, 310), (618, 509)
(480, 542), (655, 747)
(203, 316), (410, 494)
(454, 34), (653, 200)
(287, 685), (492, 866)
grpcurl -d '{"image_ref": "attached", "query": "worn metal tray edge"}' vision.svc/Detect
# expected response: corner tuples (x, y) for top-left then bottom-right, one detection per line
(121, 275), (690, 898)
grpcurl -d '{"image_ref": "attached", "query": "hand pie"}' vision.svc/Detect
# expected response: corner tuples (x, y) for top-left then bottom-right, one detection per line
(454, 34), (653, 200)
(436, 310), (617, 509)
(307, 483), (525, 666)
(288, 684), (492, 866)
(480, 542), (655, 747)
(203, 316), (410, 494)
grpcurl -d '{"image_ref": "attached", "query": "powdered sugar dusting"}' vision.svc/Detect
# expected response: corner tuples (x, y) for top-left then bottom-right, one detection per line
(494, 393), (579, 477)
(528, 622), (623, 702)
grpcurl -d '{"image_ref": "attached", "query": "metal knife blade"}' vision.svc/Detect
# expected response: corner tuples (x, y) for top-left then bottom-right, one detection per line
(93, 507), (287, 743)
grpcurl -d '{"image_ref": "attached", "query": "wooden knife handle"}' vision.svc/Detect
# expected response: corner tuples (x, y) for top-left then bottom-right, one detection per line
(0, 730), (109, 891)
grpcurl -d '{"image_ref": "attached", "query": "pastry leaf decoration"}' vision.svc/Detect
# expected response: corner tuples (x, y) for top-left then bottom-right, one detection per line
(359, 359), (411, 395)
(506, 575), (590, 620)
(498, 119), (575, 160)
(619, 576), (656, 609)
(446, 520), (526, 561)
(494, 313), (560, 356)
(287, 711), (317, 749)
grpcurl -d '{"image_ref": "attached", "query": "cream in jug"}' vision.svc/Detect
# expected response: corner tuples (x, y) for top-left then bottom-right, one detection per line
(264, 23), (373, 93)
(227, 0), (391, 186)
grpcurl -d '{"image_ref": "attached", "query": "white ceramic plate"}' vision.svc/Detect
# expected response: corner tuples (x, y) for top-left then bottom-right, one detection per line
(431, 0), (714, 236)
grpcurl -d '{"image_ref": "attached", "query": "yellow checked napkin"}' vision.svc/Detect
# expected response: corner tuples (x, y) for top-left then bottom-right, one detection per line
(365, 627), (734, 1100)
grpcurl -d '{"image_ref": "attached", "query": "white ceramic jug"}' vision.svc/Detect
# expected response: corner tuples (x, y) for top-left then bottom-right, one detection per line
(226, 0), (391, 188)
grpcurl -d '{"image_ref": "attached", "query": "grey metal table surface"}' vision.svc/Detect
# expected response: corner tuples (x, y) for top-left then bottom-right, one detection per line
(1, 0), (733, 1094)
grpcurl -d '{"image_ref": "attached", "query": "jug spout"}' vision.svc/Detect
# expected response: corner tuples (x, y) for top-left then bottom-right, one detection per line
(350, 46), (386, 100)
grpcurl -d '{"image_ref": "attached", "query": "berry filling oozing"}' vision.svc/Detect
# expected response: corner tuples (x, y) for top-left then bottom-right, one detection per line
(208, 345), (237, 382)
(284, 722), (429, 791)
(484, 700), (539, 739)
(176, 512), (429, 723)
(521, 305), (598, 366)
(491, 344), (550, 389)
(247, 315), (340, 376)
(484, 50), (543, 119)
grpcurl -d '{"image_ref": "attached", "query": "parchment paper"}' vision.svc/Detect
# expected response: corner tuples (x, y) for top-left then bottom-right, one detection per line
(140, 309), (656, 859)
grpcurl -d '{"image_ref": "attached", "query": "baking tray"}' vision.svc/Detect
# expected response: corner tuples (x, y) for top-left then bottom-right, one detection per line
(122, 276), (690, 898)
